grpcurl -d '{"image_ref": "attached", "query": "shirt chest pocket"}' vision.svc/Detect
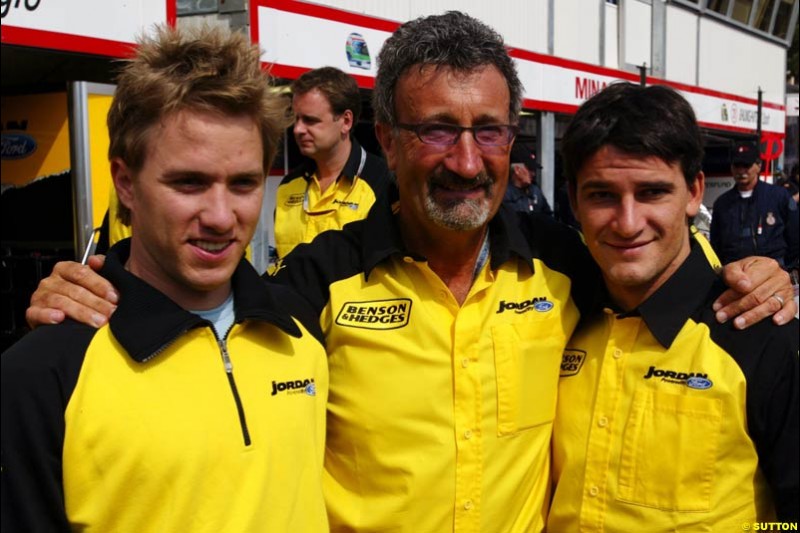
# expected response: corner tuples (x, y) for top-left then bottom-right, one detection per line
(492, 320), (565, 436)
(617, 389), (722, 511)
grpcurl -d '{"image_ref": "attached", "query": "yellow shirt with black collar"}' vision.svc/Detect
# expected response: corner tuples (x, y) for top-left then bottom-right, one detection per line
(548, 241), (799, 532)
(273, 139), (389, 260)
(1, 239), (329, 532)
(272, 192), (599, 533)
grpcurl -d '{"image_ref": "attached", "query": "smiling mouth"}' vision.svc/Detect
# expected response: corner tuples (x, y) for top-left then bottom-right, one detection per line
(430, 176), (492, 194)
(192, 240), (232, 253)
(430, 184), (491, 206)
(607, 241), (650, 252)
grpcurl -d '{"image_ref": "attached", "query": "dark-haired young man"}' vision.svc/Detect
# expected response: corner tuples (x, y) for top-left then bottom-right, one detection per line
(274, 66), (389, 260)
(549, 82), (798, 531)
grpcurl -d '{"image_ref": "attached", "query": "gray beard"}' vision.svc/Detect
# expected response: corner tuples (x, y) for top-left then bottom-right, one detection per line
(423, 196), (492, 231)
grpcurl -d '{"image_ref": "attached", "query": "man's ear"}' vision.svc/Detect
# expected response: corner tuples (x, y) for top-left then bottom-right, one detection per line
(686, 171), (706, 218)
(375, 122), (397, 170)
(340, 109), (354, 137)
(111, 158), (135, 211)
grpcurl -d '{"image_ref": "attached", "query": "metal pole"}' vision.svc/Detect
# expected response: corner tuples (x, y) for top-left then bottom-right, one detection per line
(537, 112), (556, 209)
(67, 81), (93, 262)
(639, 63), (647, 86)
(756, 87), (763, 140)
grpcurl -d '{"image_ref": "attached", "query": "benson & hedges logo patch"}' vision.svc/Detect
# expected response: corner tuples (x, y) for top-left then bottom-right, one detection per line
(335, 298), (412, 330)
(560, 349), (586, 377)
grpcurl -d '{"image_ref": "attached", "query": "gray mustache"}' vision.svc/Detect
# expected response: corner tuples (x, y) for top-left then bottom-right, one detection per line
(429, 171), (494, 191)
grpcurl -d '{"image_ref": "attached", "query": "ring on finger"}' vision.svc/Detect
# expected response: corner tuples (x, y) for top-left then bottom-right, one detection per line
(771, 293), (785, 307)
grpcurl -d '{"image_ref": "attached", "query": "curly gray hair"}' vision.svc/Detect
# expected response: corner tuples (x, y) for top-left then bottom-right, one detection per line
(372, 11), (523, 126)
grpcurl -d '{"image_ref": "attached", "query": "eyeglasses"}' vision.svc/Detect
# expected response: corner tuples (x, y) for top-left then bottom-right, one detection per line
(396, 123), (519, 147)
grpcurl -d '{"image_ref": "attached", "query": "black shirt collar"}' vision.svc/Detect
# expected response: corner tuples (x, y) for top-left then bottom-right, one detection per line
(360, 183), (536, 277)
(102, 238), (302, 363)
(609, 239), (718, 348)
(302, 138), (365, 182)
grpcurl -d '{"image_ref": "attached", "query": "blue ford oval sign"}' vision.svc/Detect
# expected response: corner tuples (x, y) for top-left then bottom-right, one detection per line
(534, 301), (554, 312)
(1, 133), (38, 160)
(686, 376), (713, 390)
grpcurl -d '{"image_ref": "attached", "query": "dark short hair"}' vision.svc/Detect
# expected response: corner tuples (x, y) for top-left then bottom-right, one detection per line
(373, 11), (522, 126)
(291, 66), (362, 124)
(561, 82), (704, 188)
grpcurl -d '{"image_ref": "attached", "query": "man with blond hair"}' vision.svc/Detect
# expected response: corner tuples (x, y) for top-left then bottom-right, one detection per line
(1, 26), (328, 532)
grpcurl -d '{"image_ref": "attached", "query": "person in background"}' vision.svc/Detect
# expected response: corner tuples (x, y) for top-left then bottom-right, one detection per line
(502, 142), (552, 216)
(273, 66), (389, 260)
(1, 25), (329, 533)
(776, 175), (799, 204)
(710, 140), (799, 278)
(550, 82), (798, 531)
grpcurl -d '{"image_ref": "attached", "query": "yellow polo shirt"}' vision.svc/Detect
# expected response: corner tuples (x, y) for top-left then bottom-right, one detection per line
(272, 195), (598, 532)
(273, 140), (389, 259)
(2, 240), (329, 532)
(549, 243), (799, 531)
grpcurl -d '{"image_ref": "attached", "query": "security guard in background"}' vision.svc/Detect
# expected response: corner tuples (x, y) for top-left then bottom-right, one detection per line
(502, 143), (552, 216)
(274, 67), (389, 260)
(710, 141), (799, 276)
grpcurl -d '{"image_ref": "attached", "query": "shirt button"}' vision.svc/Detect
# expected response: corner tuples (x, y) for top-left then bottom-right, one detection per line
(613, 349), (623, 359)
(461, 358), (469, 368)
(464, 500), (473, 510)
(589, 486), (600, 497)
(598, 416), (608, 428)
(464, 429), (473, 439)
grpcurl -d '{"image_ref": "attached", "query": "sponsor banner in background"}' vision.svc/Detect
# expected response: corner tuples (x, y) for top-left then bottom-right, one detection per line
(1, 0), (174, 57)
(252, 0), (784, 136)
(703, 177), (736, 207)
(1, 93), (70, 186)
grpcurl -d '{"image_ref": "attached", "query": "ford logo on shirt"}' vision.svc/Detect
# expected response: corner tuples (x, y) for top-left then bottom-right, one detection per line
(533, 301), (554, 312)
(686, 376), (713, 390)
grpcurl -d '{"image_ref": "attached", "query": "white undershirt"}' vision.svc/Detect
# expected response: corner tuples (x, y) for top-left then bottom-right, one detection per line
(193, 292), (235, 340)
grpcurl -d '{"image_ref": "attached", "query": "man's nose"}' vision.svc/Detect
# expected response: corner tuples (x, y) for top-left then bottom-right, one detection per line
(444, 130), (485, 180)
(201, 186), (236, 232)
(613, 197), (642, 237)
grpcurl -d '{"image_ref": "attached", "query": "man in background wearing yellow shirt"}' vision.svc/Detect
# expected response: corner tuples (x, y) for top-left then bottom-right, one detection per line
(273, 66), (389, 259)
